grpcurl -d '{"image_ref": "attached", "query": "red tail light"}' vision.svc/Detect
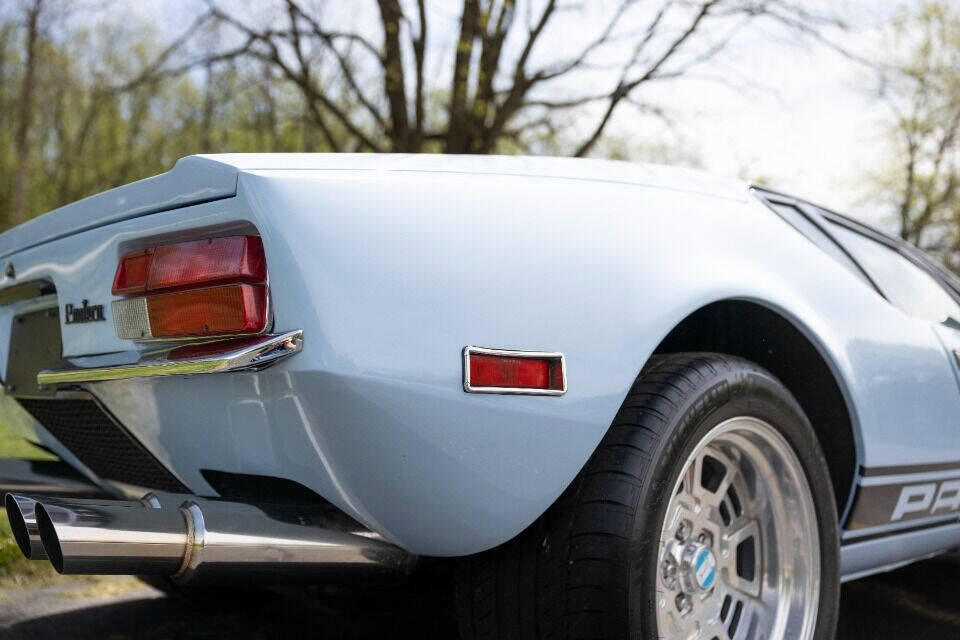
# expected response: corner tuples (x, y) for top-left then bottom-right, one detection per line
(113, 252), (152, 295)
(113, 236), (266, 295)
(112, 236), (269, 340)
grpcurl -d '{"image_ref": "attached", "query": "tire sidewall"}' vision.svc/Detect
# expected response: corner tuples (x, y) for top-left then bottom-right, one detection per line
(631, 363), (840, 639)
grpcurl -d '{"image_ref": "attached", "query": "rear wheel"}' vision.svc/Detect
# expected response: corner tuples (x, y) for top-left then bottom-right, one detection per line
(456, 353), (839, 640)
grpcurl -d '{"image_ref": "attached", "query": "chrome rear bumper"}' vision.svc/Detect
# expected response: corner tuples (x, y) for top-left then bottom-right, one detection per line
(36, 330), (302, 386)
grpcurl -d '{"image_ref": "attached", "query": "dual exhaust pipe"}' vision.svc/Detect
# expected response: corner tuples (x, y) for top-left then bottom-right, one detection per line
(5, 492), (415, 585)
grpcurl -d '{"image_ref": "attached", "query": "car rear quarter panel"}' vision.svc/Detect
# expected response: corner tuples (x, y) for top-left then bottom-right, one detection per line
(4, 165), (959, 556)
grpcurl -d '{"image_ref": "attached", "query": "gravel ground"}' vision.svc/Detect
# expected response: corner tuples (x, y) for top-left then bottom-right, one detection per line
(0, 555), (958, 639)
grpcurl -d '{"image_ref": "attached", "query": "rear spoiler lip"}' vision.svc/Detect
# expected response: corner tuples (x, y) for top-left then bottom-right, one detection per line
(0, 156), (238, 261)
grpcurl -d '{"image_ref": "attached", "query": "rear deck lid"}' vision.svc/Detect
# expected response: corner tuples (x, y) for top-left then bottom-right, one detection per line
(0, 156), (238, 260)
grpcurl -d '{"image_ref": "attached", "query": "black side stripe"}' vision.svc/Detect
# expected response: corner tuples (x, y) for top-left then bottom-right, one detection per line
(842, 462), (960, 538)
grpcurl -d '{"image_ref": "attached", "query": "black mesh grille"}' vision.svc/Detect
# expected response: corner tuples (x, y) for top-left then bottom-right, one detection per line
(16, 396), (188, 493)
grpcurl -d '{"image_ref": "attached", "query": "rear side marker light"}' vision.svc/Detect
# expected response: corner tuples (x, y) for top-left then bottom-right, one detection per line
(463, 347), (566, 395)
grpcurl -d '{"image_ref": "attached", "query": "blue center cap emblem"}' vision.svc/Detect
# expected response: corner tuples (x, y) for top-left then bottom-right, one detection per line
(693, 548), (718, 590)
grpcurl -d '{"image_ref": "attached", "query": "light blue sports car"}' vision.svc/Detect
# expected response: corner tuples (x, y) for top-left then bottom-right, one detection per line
(2, 154), (959, 639)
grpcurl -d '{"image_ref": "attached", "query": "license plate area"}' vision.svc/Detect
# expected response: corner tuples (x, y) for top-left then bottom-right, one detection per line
(6, 306), (63, 397)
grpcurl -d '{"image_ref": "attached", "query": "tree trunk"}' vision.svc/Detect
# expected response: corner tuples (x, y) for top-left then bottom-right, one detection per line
(10, 0), (44, 227)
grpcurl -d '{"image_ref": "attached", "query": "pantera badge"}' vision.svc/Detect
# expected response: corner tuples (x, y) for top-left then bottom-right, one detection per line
(64, 299), (106, 324)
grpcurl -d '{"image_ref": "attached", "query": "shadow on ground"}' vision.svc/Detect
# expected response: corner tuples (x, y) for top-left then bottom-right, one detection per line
(835, 553), (960, 640)
(0, 582), (458, 640)
(2, 555), (959, 639)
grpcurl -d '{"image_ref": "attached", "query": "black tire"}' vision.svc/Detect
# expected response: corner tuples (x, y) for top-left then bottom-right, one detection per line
(455, 352), (840, 639)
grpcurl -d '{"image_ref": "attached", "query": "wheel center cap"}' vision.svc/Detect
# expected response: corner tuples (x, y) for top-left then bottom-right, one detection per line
(690, 546), (718, 591)
(663, 537), (720, 594)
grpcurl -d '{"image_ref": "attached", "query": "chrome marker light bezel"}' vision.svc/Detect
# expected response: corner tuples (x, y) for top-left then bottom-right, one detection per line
(462, 346), (567, 396)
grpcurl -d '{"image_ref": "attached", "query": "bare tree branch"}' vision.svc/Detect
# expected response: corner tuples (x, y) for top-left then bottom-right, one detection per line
(285, 1), (388, 131)
(209, 4), (383, 151)
(575, 0), (720, 157)
(110, 10), (216, 93)
(117, 0), (846, 159)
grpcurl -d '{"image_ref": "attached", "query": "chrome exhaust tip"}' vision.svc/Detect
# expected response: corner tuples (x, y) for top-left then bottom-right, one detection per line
(33, 503), (61, 570)
(4, 493), (44, 560)
(35, 500), (188, 575)
(5, 493), (164, 563)
(31, 496), (417, 585)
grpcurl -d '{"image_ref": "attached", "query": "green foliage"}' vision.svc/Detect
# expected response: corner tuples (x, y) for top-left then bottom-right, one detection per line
(0, 418), (53, 459)
(0, 422), (55, 583)
(0, 508), (57, 586)
(869, 1), (960, 271)
(0, 416), (58, 583)
(0, 5), (327, 232)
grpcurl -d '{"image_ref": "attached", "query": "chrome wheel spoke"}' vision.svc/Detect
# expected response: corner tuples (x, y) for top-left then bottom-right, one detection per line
(702, 615), (728, 639)
(683, 448), (738, 507)
(721, 519), (762, 599)
(681, 453), (706, 505)
(655, 417), (820, 640)
(722, 594), (773, 640)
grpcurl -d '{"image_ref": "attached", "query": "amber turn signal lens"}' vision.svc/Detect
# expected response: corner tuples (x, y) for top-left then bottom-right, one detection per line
(146, 284), (267, 339)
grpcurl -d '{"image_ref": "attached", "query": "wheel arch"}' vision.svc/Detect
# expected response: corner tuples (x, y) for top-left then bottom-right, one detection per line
(651, 298), (860, 523)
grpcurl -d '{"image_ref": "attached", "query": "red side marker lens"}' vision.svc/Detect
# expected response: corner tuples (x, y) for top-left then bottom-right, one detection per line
(468, 352), (565, 391)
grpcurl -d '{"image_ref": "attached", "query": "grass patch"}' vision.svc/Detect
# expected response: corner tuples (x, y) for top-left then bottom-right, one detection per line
(0, 508), (58, 589)
(63, 575), (143, 600)
(1, 507), (135, 594)
(1, 416), (57, 587)
(0, 418), (54, 460)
